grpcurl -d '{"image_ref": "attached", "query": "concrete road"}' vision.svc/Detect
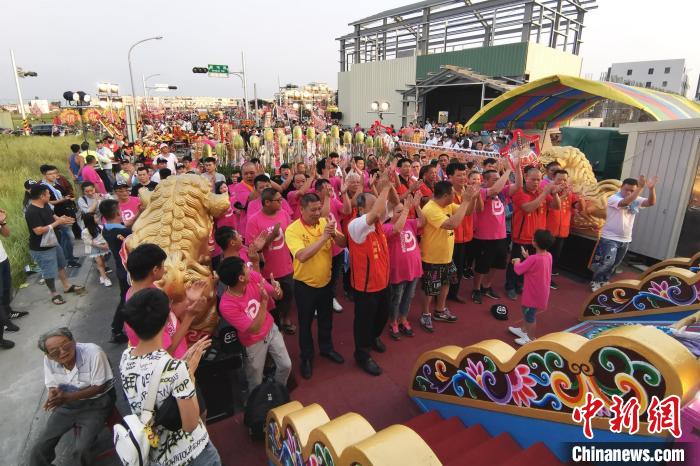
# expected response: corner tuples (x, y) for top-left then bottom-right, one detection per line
(0, 250), (124, 466)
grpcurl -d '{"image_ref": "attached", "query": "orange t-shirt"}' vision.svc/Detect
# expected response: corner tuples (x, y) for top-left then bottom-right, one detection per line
(452, 192), (474, 243)
(546, 191), (577, 238)
(511, 188), (551, 244)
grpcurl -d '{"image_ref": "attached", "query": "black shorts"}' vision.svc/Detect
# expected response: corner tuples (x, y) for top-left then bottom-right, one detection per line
(421, 262), (458, 296)
(474, 238), (509, 274)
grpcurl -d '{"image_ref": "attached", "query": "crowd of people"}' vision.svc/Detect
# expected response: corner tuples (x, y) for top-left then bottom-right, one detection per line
(0, 116), (660, 466)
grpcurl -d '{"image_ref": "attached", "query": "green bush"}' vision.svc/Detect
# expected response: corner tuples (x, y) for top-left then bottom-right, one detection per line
(0, 135), (88, 288)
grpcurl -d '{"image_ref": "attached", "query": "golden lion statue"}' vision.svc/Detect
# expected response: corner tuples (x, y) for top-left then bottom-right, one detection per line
(126, 174), (230, 343)
(539, 146), (621, 237)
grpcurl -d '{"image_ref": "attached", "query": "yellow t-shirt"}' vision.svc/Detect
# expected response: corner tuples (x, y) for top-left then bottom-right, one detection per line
(420, 200), (458, 264)
(285, 217), (333, 288)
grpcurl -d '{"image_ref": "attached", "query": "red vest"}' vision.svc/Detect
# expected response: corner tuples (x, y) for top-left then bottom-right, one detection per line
(349, 221), (390, 293)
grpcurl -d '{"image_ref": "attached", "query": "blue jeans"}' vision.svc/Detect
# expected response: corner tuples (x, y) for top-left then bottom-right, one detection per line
(189, 441), (221, 466)
(390, 278), (419, 321)
(590, 237), (629, 283)
(57, 225), (76, 263)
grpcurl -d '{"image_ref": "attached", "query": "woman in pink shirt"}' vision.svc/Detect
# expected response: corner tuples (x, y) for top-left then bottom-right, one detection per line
(382, 194), (425, 340)
(218, 256), (291, 389)
(80, 155), (106, 194)
(508, 229), (555, 346)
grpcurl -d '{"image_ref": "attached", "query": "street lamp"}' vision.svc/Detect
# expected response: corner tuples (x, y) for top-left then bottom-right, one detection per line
(10, 49), (38, 130)
(368, 100), (393, 120)
(63, 91), (92, 143)
(127, 35), (163, 130)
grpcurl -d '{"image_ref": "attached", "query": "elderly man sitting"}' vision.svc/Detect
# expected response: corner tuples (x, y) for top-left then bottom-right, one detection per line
(30, 328), (115, 466)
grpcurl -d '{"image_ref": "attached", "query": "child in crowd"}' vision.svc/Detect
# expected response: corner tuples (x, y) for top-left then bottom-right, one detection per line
(81, 214), (111, 287)
(384, 193), (424, 340)
(508, 229), (555, 346)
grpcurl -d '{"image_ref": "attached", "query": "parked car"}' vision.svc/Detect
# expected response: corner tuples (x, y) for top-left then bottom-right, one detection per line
(31, 124), (66, 136)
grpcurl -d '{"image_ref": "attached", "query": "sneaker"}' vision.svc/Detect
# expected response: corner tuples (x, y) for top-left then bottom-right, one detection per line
(9, 311), (29, 319)
(508, 326), (528, 338)
(4, 323), (20, 332)
(102, 277), (112, 287)
(39, 278), (45, 285)
(590, 281), (602, 292)
(388, 323), (401, 341)
(462, 268), (474, 279)
(550, 281), (559, 290)
(105, 267), (113, 274)
(332, 298), (343, 313)
(419, 314), (434, 333)
(481, 287), (500, 300)
(552, 270), (560, 276)
(514, 336), (532, 346)
(433, 308), (458, 323)
(0, 339), (15, 349)
(67, 261), (81, 268)
(506, 289), (518, 300)
(471, 290), (482, 304)
(399, 322), (414, 337)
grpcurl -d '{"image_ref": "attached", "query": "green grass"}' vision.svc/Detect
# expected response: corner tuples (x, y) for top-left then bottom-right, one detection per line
(0, 135), (91, 288)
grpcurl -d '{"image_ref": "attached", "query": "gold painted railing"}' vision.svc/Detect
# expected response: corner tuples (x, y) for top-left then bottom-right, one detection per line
(266, 401), (441, 466)
(409, 326), (700, 435)
(579, 267), (700, 321)
(639, 252), (700, 279)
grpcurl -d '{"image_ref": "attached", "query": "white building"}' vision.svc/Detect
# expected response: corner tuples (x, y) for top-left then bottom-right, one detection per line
(607, 59), (689, 96)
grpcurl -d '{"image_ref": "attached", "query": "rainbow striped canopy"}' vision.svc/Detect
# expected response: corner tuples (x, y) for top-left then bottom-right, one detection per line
(465, 75), (700, 131)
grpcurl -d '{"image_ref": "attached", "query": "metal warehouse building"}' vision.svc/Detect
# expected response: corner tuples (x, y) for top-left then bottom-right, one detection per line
(336, 0), (597, 129)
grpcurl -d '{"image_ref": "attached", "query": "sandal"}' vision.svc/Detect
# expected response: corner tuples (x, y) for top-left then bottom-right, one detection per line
(282, 323), (297, 335)
(63, 285), (86, 294)
(51, 295), (66, 305)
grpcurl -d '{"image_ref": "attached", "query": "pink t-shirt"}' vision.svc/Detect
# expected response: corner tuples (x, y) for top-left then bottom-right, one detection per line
(247, 197), (293, 219)
(382, 219), (422, 284)
(219, 270), (275, 346)
(119, 196), (141, 224)
(327, 197), (345, 257)
(123, 286), (188, 359)
(514, 252), (552, 310)
(245, 209), (293, 278)
(82, 166), (106, 194)
(287, 190), (303, 220)
(230, 182), (254, 239)
(474, 187), (508, 240)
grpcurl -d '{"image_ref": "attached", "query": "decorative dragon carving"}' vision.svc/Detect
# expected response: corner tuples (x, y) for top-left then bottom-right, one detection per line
(126, 174), (230, 343)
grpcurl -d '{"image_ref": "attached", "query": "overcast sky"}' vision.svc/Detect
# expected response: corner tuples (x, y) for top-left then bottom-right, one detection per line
(1, 0), (697, 103)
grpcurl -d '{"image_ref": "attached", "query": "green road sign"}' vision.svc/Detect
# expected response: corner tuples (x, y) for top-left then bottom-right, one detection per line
(207, 64), (229, 74)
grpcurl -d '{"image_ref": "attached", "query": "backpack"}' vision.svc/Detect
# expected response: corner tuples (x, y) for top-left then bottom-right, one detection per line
(244, 379), (289, 441)
(113, 354), (170, 466)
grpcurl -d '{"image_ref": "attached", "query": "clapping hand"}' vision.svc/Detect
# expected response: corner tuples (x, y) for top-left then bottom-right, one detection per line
(324, 218), (337, 239)
(183, 336), (212, 377)
(521, 246), (529, 259)
(269, 273), (282, 299)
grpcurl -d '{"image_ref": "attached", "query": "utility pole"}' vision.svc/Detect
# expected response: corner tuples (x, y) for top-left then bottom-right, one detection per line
(254, 83), (259, 126)
(241, 51), (249, 119)
(10, 49), (26, 121)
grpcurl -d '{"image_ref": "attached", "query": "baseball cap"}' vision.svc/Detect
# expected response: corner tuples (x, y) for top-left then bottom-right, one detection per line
(159, 143), (168, 149)
(156, 158), (168, 164)
(490, 304), (509, 321)
(114, 181), (129, 190)
(24, 179), (37, 190)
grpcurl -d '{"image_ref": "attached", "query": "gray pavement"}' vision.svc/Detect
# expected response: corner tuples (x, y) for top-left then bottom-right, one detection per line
(0, 244), (124, 466)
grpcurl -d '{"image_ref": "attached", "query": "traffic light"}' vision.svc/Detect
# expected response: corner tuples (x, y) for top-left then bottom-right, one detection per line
(192, 67), (208, 74)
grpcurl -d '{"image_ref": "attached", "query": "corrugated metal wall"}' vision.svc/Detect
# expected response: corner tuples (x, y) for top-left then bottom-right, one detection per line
(619, 120), (700, 259)
(415, 42), (528, 81)
(337, 56), (416, 129)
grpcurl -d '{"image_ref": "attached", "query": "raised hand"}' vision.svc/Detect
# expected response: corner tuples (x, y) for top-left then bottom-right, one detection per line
(183, 336), (212, 376)
(269, 273), (282, 298)
(638, 175), (646, 188)
(258, 281), (269, 302)
(185, 280), (207, 304)
(251, 231), (269, 253)
(646, 176), (658, 189)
